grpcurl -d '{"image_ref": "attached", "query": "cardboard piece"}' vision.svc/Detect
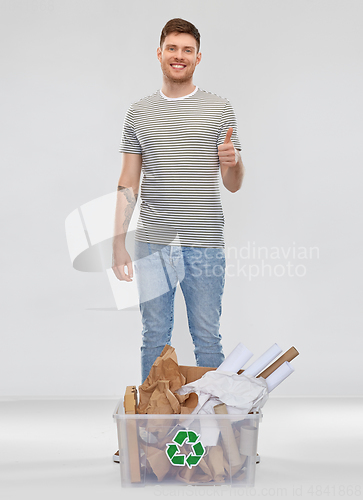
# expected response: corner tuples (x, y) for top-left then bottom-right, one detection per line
(123, 386), (141, 484)
(193, 456), (214, 482)
(177, 453), (214, 484)
(176, 464), (195, 483)
(214, 403), (246, 470)
(206, 444), (226, 482)
(124, 385), (137, 413)
(179, 365), (216, 383)
(140, 442), (171, 482)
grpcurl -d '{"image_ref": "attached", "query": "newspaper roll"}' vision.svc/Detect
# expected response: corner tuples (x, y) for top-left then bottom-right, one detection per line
(242, 343), (282, 377)
(239, 425), (258, 456)
(265, 361), (294, 392)
(217, 343), (253, 373)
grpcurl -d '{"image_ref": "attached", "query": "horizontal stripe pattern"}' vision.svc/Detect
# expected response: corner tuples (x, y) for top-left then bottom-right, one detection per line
(119, 88), (241, 248)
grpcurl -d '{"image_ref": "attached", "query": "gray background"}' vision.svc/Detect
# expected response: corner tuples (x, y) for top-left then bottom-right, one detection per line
(1, 0), (362, 397)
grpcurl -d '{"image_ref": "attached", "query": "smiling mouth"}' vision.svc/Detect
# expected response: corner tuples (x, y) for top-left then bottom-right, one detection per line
(170, 64), (186, 69)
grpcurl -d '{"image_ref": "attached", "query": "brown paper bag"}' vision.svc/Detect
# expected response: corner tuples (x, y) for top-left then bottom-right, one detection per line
(137, 345), (187, 414)
(146, 380), (181, 414)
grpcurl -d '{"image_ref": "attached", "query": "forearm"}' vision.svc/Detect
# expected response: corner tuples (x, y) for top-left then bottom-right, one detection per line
(113, 185), (138, 250)
(222, 151), (245, 193)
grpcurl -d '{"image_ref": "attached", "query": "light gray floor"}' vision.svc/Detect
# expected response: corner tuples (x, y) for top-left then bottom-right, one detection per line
(1, 398), (362, 499)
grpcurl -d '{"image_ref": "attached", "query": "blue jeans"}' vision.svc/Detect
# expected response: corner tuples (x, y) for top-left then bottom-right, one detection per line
(134, 241), (226, 383)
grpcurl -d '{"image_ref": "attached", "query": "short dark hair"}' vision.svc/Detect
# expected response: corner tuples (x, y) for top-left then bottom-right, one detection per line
(160, 18), (200, 53)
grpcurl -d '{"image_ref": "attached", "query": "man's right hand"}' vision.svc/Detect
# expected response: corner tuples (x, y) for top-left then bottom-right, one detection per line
(112, 248), (134, 282)
(112, 153), (142, 282)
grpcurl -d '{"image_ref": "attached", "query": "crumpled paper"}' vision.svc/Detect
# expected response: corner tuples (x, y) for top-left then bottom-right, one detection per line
(137, 345), (188, 414)
(176, 370), (269, 415)
(140, 441), (172, 481)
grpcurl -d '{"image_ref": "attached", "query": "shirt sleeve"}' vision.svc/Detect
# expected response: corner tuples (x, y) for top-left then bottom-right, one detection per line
(217, 100), (242, 151)
(119, 105), (142, 154)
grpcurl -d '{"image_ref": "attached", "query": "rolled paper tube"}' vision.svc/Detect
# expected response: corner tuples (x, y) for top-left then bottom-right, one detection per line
(214, 403), (245, 468)
(265, 361), (294, 392)
(239, 425), (258, 456)
(217, 343), (253, 373)
(206, 445), (225, 482)
(257, 346), (299, 379)
(242, 343), (282, 377)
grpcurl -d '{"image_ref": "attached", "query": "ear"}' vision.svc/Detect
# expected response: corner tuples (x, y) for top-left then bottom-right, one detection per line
(157, 46), (162, 62)
(196, 52), (202, 66)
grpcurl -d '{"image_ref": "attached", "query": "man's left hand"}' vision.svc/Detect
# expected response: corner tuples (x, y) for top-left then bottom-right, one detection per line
(218, 127), (238, 168)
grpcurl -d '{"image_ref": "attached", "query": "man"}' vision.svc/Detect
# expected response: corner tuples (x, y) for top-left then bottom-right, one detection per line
(112, 18), (244, 384)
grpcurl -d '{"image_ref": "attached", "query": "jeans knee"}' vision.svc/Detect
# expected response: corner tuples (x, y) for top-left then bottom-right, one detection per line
(141, 328), (171, 348)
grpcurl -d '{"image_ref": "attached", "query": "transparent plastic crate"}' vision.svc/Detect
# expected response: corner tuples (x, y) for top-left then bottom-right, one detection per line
(113, 398), (261, 487)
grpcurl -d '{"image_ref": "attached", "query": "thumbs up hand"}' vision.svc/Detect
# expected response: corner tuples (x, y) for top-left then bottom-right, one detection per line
(218, 127), (238, 168)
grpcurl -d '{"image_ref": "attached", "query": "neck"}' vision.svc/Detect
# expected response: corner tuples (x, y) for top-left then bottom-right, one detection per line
(161, 77), (196, 98)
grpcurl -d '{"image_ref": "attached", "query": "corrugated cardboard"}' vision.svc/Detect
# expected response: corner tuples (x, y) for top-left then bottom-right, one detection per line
(124, 385), (137, 413)
(124, 386), (141, 483)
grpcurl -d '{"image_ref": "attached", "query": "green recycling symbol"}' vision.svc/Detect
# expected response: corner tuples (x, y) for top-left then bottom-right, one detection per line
(165, 430), (205, 469)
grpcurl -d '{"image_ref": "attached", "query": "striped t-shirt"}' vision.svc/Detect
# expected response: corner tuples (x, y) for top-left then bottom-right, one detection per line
(119, 86), (241, 248)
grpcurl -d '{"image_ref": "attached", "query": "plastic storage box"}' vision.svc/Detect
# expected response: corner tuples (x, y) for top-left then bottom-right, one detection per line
(113, 398), (261, 487)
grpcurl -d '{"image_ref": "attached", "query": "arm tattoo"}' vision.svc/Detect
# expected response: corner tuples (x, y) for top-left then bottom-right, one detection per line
(118, 185), (138, 201)
(118, 185), (138, 231)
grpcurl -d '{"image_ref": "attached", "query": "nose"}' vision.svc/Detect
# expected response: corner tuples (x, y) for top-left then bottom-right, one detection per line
(174, 49), (184, 60)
